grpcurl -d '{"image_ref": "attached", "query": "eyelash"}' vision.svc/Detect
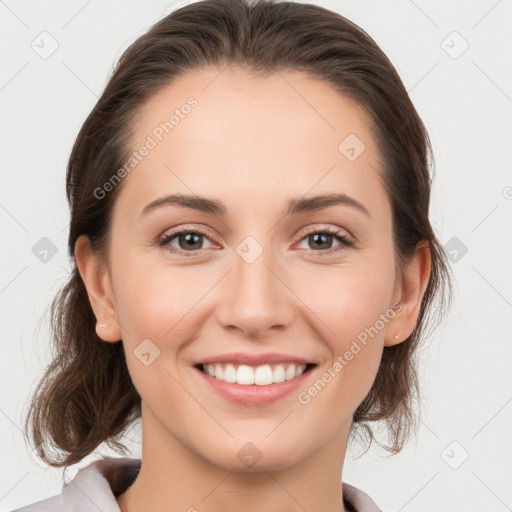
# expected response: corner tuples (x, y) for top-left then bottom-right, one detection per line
(157, 225), (355, 258)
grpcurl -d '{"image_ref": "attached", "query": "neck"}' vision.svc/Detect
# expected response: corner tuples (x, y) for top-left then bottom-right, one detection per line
(116, 404), (352, 512)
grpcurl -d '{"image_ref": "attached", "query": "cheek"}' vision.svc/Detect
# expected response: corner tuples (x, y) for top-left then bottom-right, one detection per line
(294, 261), (393, 401)
(300, 261), (394, 340)
(109, 228), (188, 328)
(111, 262), (206, 403)
(112, 256), (212, 348)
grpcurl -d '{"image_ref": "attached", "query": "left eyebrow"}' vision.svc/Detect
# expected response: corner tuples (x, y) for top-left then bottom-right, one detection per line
(139, 192), (371, 219)
(283, 192), (371, 218)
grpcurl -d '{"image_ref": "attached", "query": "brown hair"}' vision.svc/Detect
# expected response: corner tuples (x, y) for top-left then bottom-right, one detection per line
(24, 0), (453, 469)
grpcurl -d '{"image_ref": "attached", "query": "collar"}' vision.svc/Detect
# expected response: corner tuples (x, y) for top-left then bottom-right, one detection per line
(22, 456), (382, 512)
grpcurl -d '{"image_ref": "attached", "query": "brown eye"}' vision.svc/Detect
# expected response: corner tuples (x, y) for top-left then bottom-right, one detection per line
(307, 232), (334, 250)
(176, 232), (204, 250)
(296, 227), (354, 256)
(159, 229), (213, 255)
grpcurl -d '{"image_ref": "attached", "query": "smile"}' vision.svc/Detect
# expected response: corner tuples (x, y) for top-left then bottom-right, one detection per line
(194, 362), (317, 405)
(199, 362), (315, 386)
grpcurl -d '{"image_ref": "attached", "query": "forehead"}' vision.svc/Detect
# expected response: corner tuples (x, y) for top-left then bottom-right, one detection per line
(115, 66), (388, 222)
(135, 66), (374, 155)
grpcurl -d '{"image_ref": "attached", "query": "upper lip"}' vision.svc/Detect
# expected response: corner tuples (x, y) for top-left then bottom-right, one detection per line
(194, 352), (317, 367)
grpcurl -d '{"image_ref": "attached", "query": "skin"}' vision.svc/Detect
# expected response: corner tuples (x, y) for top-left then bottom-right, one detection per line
(75, 67), (431, 512)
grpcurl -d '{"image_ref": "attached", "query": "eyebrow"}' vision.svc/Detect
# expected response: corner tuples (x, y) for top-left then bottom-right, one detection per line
(140, 192), (371, 218)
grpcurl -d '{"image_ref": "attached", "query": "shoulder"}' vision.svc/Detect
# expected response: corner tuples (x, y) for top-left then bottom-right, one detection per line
(342, 481), (384, 512)
(10, 456), (142, 512)
(9, 492), (66, 512)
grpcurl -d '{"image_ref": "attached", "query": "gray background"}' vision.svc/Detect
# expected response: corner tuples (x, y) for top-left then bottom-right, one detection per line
(1, 0), (511, 510)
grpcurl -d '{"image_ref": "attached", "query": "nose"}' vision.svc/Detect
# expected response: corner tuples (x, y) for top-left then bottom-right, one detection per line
(215, 244), (295, 338)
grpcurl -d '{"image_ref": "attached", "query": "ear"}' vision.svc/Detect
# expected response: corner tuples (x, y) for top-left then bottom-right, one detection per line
(74, 234), (122, 342)
(385, 240), (431, 347)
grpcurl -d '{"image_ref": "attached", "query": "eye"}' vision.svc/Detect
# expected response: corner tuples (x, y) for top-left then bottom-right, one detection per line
(158, 225), (355, 257)
(296, 226), (354, 257)
(158, 229), (214, 256)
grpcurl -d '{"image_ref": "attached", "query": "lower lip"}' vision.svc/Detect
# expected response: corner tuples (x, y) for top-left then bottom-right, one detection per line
(194, 365), (315, 405)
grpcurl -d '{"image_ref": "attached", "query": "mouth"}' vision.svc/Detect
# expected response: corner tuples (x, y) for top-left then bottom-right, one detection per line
(194, 362), (317, 386)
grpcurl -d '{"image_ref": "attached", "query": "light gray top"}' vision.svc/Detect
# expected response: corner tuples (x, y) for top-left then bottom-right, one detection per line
(12, 456), (383, 512)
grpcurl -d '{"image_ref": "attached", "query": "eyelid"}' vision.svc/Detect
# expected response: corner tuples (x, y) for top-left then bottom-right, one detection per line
(297, 224), (354, 241)
(160, 223), (353, 241)
(160, 223), (221, 242)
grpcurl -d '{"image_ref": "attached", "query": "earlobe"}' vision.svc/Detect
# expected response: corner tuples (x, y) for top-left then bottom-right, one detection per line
(385, 240), (432, 347)
(74, 235), (122, 343)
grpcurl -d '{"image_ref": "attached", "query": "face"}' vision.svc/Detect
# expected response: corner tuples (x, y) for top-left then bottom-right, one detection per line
(77, 67), (425, 473)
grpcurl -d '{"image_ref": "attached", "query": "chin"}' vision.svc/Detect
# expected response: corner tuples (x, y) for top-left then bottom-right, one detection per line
(201, 436), (309, 473)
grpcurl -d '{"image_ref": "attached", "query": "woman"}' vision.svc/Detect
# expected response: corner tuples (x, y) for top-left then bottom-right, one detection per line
(15, 0), (453, 511)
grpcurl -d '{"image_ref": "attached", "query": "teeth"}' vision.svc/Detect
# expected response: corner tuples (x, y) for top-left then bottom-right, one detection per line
(223, 364), (237, 383)
(237, 365), (255, 385)
(202, 362), (308, 385)
(285, 364), (296, 380)
(214, 363), (224, 380)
